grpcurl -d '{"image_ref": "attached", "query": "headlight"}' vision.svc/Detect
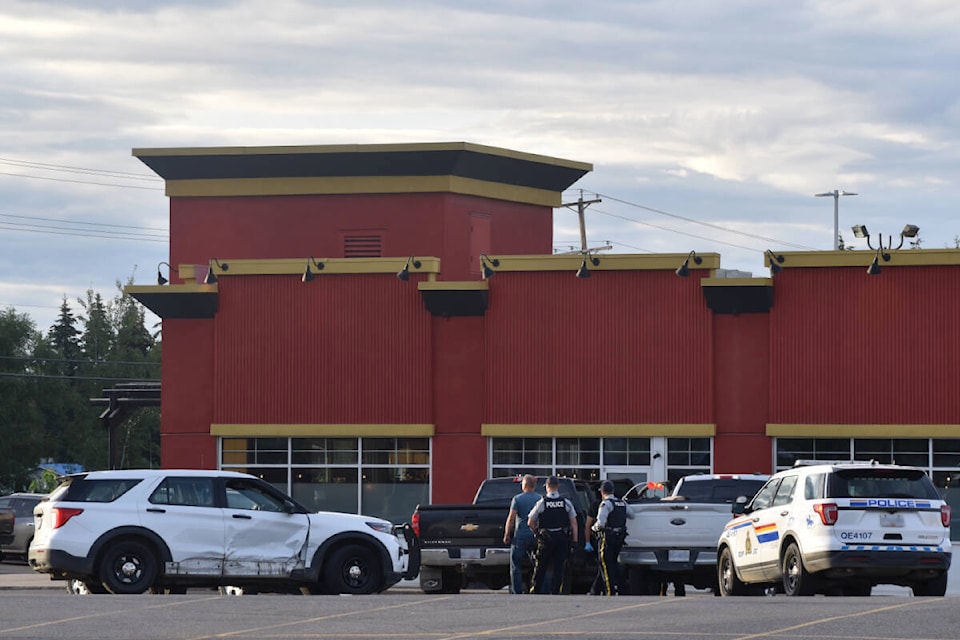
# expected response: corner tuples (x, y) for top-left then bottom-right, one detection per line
(366, 521), (393, 534)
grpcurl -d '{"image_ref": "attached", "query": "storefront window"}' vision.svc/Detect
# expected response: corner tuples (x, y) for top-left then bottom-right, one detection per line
(220, 436), (429, 525)
(603, 438), (650, 466)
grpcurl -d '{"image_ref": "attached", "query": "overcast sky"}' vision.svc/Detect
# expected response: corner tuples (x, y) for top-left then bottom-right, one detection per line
(2, 0), (958, 333)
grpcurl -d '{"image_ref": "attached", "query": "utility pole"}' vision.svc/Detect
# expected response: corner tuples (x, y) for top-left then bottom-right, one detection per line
(561, 190), (602, 252)
(815, 189), (857, 250)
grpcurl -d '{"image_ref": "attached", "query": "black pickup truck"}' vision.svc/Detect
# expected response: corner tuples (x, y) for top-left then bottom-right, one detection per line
(411, 476), (596, 594)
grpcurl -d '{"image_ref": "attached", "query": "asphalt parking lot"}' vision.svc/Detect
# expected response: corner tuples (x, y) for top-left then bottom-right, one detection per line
(2, 559), (959, 640)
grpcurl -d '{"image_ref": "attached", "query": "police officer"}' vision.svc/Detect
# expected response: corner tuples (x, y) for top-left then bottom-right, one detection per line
(526, 476), (578, 594)
(591, 479), (634, 596)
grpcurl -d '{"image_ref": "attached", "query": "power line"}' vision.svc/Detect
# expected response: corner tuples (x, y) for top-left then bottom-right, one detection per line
(0, 212), (167, 232)
(0, 372), (159, 382)
(562, 189), (818, 251)
(0, 170), (164, 191)
(0, 355), (160, 367)
(0, 157), (160, 182)
(0, 218), (166, 239)
(0, 223), (166, 243)
(590, 207), (763, 252)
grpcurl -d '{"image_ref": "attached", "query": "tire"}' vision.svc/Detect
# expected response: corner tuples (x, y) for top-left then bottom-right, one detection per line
(323, 544), (383, 594)
(438, 567), (462, 594)
(99, 540), (158, 595)
(66, 579), (108, 595)
(912, 573), (948, 597)
(717, 546), (748, 596)
(782, 543), (817, 596)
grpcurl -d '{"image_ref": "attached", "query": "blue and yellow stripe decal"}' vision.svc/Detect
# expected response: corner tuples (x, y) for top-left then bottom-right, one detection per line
(754, 522), (779, 544)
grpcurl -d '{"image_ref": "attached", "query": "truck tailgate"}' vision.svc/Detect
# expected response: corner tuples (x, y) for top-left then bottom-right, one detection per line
(625, 502), (731, 548)
(417, 506), (505, 548)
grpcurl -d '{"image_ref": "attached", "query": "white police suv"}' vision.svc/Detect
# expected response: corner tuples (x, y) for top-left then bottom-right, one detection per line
(717, 461), (951, 596)
(29, 469), (419, 595)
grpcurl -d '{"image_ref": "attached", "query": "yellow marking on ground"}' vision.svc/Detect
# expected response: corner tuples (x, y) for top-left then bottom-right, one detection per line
(188, 597), (454, 640)
(0, 595), (223, 635)
(731, 598), (943, 640)
(434, 598), (683, 640)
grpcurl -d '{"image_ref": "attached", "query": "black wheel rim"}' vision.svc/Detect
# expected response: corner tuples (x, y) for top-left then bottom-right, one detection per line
(342, 555), (369, 589)
(112, 552), (145, 586)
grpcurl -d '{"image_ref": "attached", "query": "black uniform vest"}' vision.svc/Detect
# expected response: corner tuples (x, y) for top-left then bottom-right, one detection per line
(539, 496), (570, 530)
(603, 496), (628, 529)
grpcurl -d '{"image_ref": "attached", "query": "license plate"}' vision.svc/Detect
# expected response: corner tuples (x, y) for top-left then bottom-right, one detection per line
(461, 548), (482, 559)
(880, 513), (904, 527)
(668, 549), (690, 562)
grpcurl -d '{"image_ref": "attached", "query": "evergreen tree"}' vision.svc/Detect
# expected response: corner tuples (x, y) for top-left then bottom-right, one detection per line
(0, 308), (45, 491)
(48, 297), (82, 376)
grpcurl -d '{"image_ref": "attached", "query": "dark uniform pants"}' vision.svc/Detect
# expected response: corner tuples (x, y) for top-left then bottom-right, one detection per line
(529, 529), (570, 594)
(594, 528), (626, 595)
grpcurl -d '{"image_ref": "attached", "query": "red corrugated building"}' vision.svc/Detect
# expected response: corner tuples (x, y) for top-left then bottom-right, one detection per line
(127, 142), (960, 529)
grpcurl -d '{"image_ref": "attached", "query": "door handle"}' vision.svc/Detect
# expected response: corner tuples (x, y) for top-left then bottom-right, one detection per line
(232, 514), (252, 520)
(145, 508), (166, 513)
(780, 511), (789, 517)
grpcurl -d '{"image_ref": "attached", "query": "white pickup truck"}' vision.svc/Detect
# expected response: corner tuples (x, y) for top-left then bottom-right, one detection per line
(620, 474), (768, 594)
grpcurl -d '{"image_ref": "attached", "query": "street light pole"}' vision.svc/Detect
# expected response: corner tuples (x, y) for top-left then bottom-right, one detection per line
(815, 189), (857, 250)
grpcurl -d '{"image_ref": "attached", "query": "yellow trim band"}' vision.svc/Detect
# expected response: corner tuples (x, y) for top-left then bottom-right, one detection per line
(212, 424), (435, 437)
(481, 424), (716, 437)
(477, 253), (721, 273)
(767, 424), (960, 438)
(766, 249), (960, 269)
(125, 283), (217, 295)
(162, 175), (562, 207)
(180, 257), (440, 281)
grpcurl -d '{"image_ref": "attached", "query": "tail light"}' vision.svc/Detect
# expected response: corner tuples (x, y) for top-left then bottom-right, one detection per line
(813, 502), (838, 525)
(941, 504), (952, 528)
(411, 511), (420, 538)
(52, 507), (84, 529)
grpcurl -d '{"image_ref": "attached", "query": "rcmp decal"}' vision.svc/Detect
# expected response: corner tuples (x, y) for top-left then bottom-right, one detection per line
(754, 522), (779, 544)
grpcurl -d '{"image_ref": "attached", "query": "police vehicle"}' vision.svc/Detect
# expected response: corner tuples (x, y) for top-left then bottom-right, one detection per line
(717, 461), (951, 596)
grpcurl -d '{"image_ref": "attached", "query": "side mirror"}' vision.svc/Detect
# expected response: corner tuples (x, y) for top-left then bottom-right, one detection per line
(731, 495), (748, 515)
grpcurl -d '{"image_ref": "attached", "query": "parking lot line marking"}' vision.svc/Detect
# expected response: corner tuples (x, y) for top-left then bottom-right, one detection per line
(187, 596), (454, 640)
(730, 598), (942, 640)
(433, 598), (683, 640)
(0, 595), (223, 635)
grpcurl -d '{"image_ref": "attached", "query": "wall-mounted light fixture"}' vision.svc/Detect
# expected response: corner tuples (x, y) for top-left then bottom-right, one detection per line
(302, 257), (325, 283)
(156, 261), (172, 285)
(203, 258), (228, 285)
(851, 224), (919, 275)
(765, 250), (785, 276)
(576, 254), (600, 279)
(674, 250), (702, 277)
(396, 255), (422, 282)
(479, 253), (500, 279)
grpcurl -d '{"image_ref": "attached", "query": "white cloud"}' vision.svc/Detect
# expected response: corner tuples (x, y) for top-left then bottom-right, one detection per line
(1, 0), (958, 330)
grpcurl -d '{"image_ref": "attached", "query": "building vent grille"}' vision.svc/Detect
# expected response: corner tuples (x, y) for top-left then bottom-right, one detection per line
(343, 233), (383, 258)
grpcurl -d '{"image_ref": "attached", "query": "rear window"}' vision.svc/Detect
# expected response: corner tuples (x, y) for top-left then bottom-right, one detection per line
(59, 478), (142, 503)
(474, 479), (577, 505)
(827, 469), (941, 501)
(676, 479), (767, 504)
